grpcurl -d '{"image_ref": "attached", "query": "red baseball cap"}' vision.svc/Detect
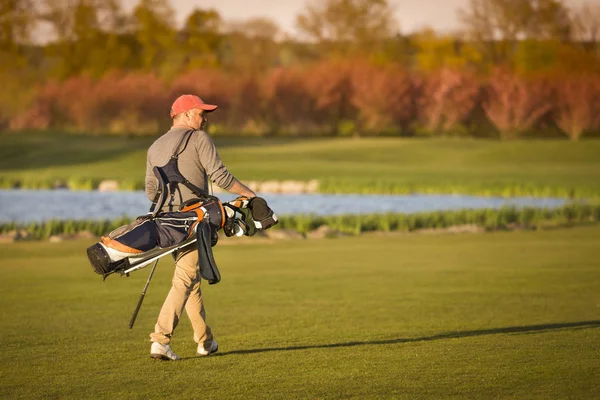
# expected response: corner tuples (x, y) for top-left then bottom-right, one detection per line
(170, 94), (218, 118)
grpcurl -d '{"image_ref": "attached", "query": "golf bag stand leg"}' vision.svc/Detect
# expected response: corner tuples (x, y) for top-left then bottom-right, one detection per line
(128, 259), (159, 329)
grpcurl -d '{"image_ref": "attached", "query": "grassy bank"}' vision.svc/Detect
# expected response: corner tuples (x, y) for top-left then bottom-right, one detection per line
(1, 226), (599, 398)
(2, 203), (599, 240)
(1, 133), (600, 197)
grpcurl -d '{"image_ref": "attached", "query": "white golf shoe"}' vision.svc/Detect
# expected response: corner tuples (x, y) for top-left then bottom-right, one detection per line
(150, 342), (180, 361)
(197, 340), (218, 356)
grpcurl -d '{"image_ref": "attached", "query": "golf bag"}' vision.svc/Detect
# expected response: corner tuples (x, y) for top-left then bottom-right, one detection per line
(86, 195), (278, 283)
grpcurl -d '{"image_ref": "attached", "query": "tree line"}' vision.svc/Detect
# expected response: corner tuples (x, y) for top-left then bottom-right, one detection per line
(1, 0), (599, 137)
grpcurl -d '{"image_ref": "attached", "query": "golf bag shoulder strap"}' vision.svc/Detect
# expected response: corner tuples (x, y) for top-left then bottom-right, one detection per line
(148, 130), (208, 216)
(171, 129), (194, 160)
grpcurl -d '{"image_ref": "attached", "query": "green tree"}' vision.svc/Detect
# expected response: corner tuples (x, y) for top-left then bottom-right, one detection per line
(413, 28), (484, 71)
(220, 17), (281, 72)
(71, 0), (103, 74)
(527, 0), (572, 41)
(572, 2), (600, 54)
(40, 0), (133, 78)
(181, 8), (222, 69)
(39, 0), (78, 77)
(0, 0), (35, 68)
(458, 0), (534, 65)
(132, 0), (176, 72)
(296, 0), (398, 56)
(91, 0), (136, 74)
(0, 0), (38, 128)
(458, 0), (571, 68)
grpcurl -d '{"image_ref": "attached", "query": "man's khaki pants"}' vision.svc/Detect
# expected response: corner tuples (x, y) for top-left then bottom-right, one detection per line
(149, 248), (213, 347)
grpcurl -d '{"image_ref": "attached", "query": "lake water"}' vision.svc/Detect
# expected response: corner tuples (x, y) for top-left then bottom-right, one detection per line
(0, 189), (568, 224)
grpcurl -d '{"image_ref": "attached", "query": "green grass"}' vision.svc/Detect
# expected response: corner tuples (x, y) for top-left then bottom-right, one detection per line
(1, 133), (600, 197)
(1, 226), (599, 399)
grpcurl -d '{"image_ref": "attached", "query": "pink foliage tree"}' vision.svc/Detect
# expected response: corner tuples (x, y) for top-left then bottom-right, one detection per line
(261, 67), (314, 133)
(483, 69), (553, 139)
(95, 72), (169, 133)
(171, 69), (234, 116)
(304, 60), (356, 135)
(351, 62), (418, 133)
(554, 74), (600, 141)
(171, 70), (265, 131)
(419, 68), (481, 134)
(12, 73), (169, 133)
(10, 82), (62, 130)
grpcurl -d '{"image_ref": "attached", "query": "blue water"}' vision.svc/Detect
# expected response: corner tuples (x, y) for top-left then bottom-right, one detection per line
(0, 189), (568, 223)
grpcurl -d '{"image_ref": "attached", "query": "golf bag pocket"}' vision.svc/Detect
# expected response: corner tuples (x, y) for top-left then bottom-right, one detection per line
(104, 217), (158, 253)
(154, 211), (200, 247)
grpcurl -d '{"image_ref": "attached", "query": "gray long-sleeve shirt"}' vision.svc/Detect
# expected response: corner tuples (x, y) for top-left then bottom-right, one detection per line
(145, 127), (235, 209)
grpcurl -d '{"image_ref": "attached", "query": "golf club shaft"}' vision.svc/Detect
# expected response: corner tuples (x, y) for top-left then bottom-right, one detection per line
(128, 259), (159, 329)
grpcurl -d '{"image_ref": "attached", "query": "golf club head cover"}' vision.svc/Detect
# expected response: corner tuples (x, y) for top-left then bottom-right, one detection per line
(223, 196), (278, 237)
(248, 197), (278, 232)
(196, 219), (221, 285)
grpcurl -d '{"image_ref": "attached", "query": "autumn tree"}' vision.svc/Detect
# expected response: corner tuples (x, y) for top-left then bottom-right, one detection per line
(419, 68), (481, 135)
(554, 74), (600, 141)
(483, 68), (553, 139)
(304, 60), (355, 135)
(170, 69), (236, 127)
(351, 62), (417, 134)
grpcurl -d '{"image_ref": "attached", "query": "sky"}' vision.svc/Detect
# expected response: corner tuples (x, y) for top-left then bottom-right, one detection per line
(119, 0), (468, 35)
(31, 0), (596, 43)
(122, 0), (468, 34)
(119, 0), (597, 36)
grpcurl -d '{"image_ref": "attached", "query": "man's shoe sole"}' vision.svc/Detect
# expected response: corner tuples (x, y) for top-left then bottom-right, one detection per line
(196, 343), (218, 356)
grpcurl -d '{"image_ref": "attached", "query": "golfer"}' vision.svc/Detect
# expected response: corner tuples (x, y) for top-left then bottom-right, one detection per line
(145, 94), (256, 360)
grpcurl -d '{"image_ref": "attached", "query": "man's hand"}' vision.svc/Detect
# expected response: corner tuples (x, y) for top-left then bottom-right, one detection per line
(228, 179), (256, 198)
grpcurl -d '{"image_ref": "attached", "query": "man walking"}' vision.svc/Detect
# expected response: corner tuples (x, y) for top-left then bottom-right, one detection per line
(145, 94), (256, 360)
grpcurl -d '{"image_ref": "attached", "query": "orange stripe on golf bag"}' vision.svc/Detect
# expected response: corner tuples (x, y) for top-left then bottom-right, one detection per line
(101, 236), (144, 254)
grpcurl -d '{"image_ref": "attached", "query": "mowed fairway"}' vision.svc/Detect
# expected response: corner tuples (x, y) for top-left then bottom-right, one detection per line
(1, 134), (600, 195)
(1, 226), (599, 399)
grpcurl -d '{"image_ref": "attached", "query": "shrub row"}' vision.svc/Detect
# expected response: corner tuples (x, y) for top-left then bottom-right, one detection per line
(0, 177), (145, 191)
(0, 217), (130, 241)
(318, 180), (600, 200)
(277, 203), (600, 234)
(3, 203), (598, 241)
(11, 63), (600, 140)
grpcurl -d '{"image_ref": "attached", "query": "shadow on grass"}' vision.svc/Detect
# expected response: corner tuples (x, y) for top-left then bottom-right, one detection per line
(0, 133), (314, 172)
(193, 320), (600, 359)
